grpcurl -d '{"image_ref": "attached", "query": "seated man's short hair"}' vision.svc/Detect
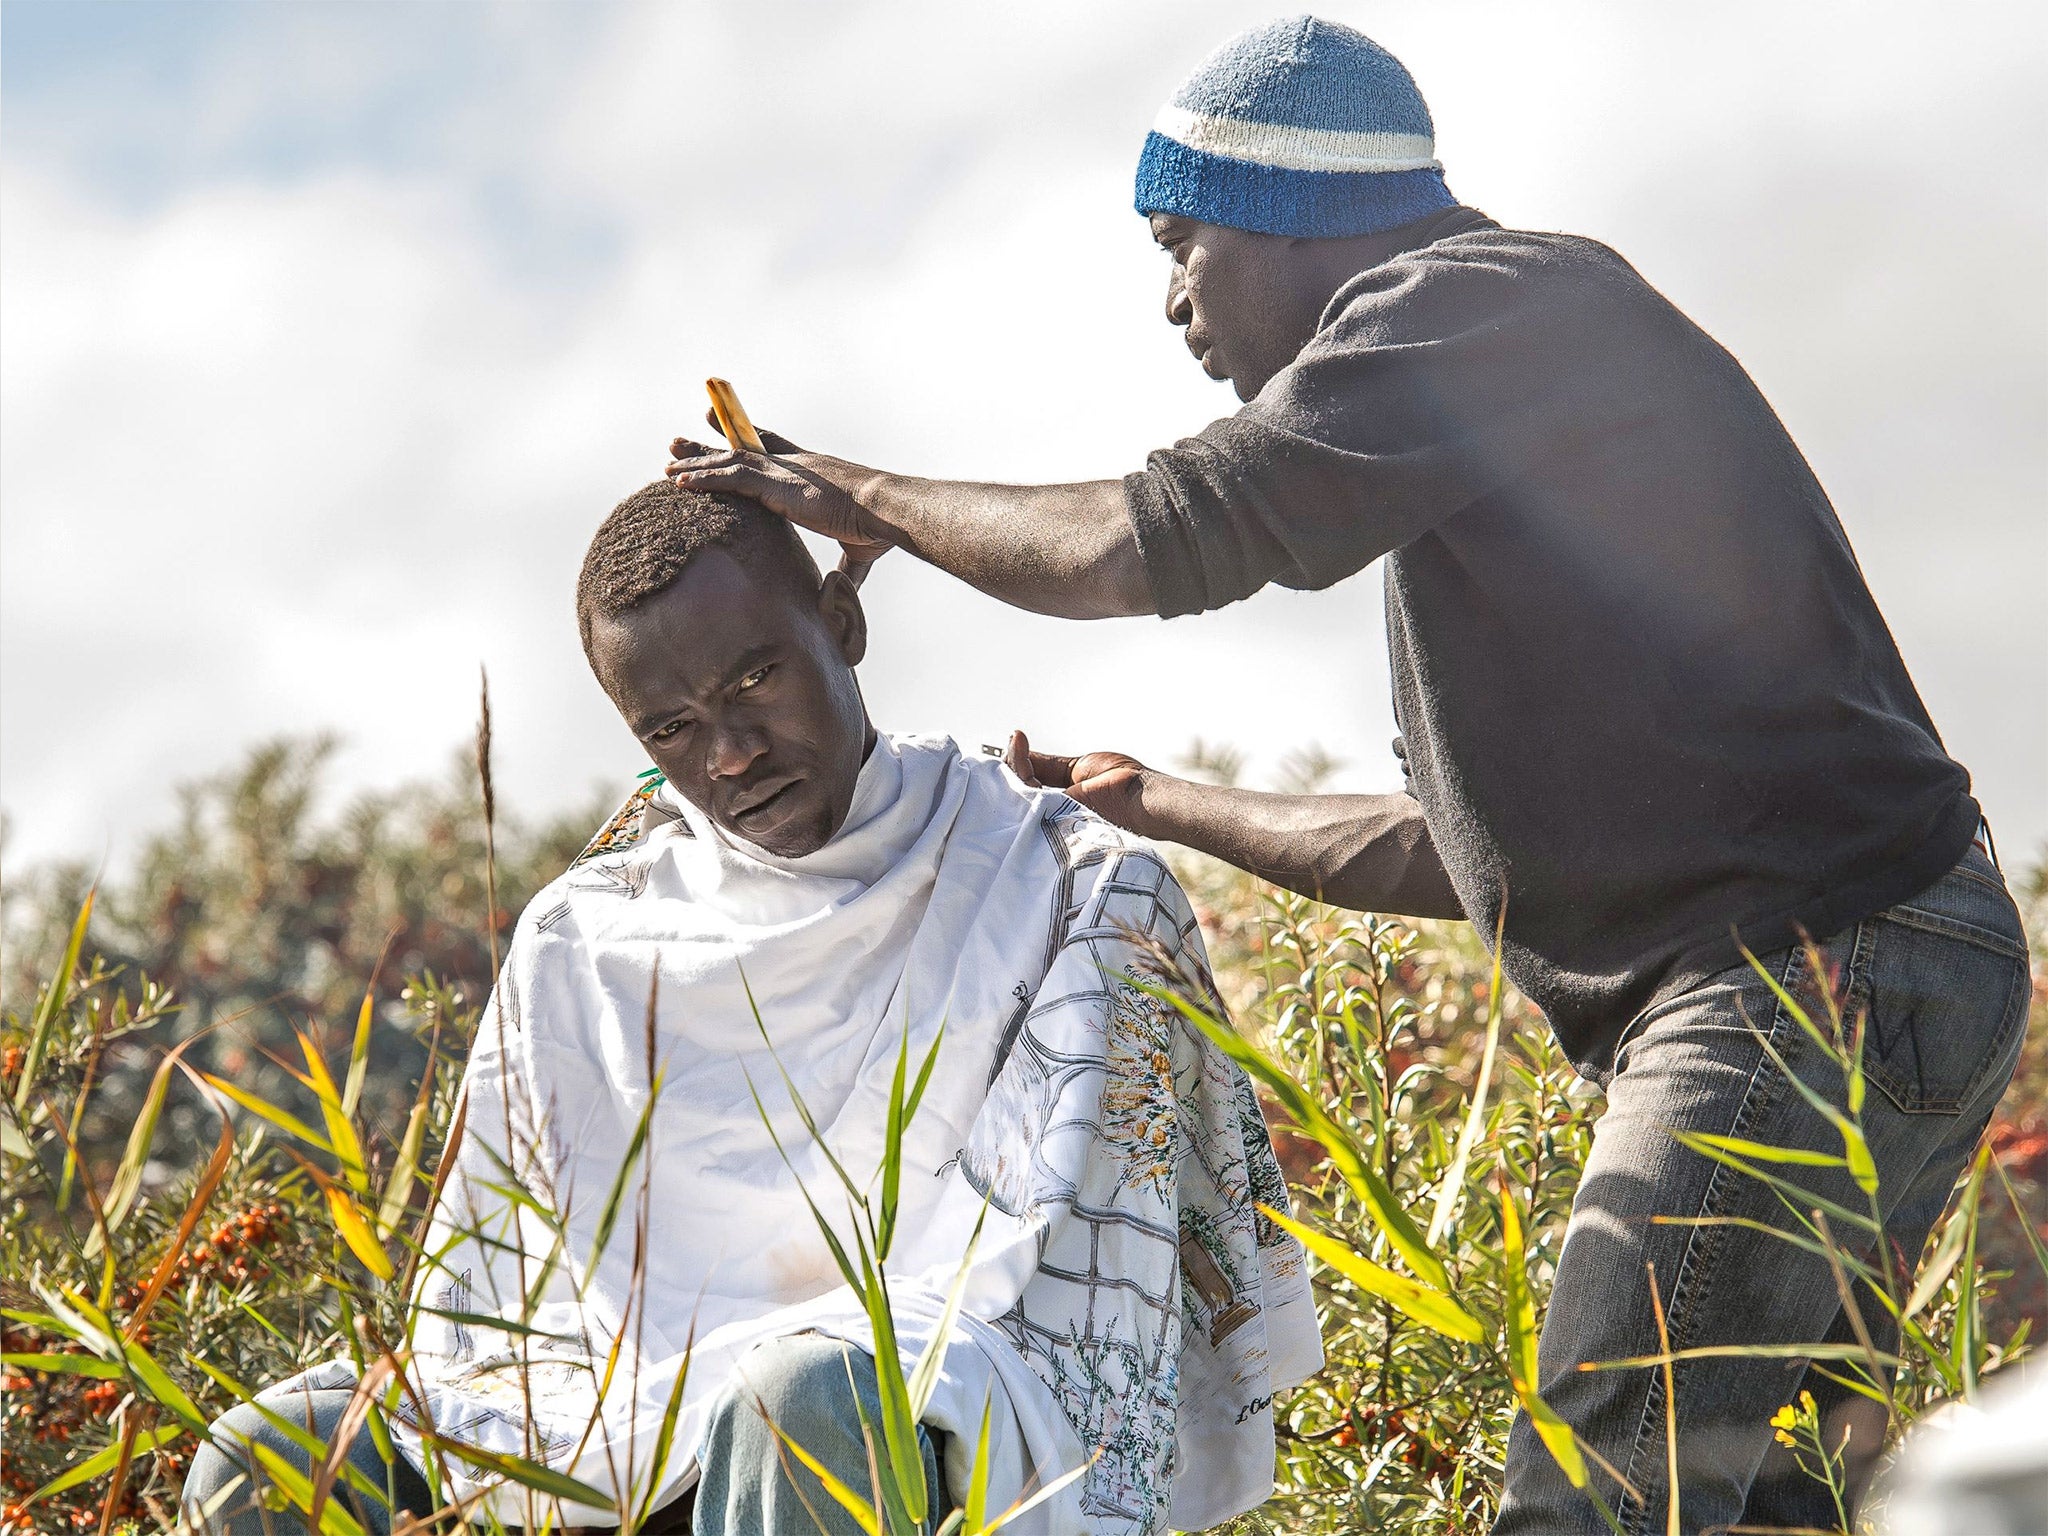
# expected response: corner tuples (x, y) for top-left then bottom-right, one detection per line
(576, 480), (824, 661)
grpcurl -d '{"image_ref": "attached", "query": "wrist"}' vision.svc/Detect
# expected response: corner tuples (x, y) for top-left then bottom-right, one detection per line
(1123, 767), (1175, 842)
(847, 465), (912, 548)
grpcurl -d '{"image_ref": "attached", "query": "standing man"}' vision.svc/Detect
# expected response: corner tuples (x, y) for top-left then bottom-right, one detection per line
(666, 17), (2030, 1534)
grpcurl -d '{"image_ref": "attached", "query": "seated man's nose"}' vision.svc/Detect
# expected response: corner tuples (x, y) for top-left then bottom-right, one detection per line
(708, 726), (767, 779)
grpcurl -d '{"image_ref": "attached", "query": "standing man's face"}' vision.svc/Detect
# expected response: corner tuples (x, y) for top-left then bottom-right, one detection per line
(1152, 212), (1330, 402)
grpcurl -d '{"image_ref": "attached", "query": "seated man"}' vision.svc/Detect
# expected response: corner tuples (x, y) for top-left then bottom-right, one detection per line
(183, 481), (1320, 1536)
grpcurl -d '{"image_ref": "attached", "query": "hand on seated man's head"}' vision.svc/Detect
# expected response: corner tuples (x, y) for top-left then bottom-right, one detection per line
(578, 480), (876, 858)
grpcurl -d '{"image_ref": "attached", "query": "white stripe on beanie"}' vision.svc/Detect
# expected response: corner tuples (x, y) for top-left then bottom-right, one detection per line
(1152, 103), (1440, 176)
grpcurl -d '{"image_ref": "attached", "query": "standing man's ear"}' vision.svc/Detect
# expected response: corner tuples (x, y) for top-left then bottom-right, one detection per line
(817, 569), (868, 667)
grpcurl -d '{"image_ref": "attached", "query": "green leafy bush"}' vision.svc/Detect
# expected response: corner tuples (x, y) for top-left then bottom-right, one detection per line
(1, 741), (2041, 1534)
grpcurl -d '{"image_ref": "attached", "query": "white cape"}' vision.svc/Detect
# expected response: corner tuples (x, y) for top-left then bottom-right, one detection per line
(284, 734), (1319, 1533)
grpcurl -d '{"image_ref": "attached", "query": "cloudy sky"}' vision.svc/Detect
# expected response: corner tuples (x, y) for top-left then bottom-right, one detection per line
(4, 0), (2044, 874)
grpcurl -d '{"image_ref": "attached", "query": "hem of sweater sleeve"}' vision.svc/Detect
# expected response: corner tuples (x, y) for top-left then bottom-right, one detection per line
(1122, 468), (1206, 620)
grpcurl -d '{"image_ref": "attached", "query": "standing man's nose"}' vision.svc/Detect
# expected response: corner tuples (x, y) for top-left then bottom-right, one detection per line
(1166, 269), (1193, 328)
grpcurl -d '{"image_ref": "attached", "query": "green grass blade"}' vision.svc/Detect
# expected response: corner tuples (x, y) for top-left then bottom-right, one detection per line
(4, 1308), (72, 1332)
(200, 1073), (337, 1155)
(1956, 1143), (1989, 1396)
(878, 1020), (911, 1261)
(342, 982), (377, 1121)
(743, 1069), (865, 1296)
(632, 1318), (696, 1531)
(1738, 942), (1838, 1061)
(1682, 1132), (1846, 1169)
(1500, 1178), (1588, 1490)
(47, 1275), (213, 1431)
(1730, 958), (1880, 1195)
(116, 1337), (209, 1431)
(1139, 977), (1449, 1292)
(1994, 1152), (2048, 1287)
(846, 1372), (924, 1536)
(740, 966), (862, 1205)
(963, 1392), (993, 1534)
(1804, 1359), (1897, 1407)
(298, 1026), (369, 1191)
(1666, 1132), (1879, 1235)
(1580, 1341), (1904, 1372)
(982, 1452), (1097, 1532)
(300, 1161), (396, 1282)
(419, 1429), (616, 1509)
(27, 1423), (184, 1503)
(1428, 939), (1505, 1247)
(904, 1020), (946, 1126)
(249, 1441), (369, 1536)
(1905, 1197), (1974, 1320)
(186, 1359), (407, 1516)
(407, 1306), (583, 1343)
(855, 1243), (928, 1524)
(758, 1416), (883, 1536)
(95, 1042), (188, 1243)
(908, 1201), (991, 1420)
(376, 1098), (431, 1238)
(1260, 1204), (1483, 1343)
(39, 1282), (118, 1357)
(2, 1351), (125, 1378)
(16, 890), (94, 1112)
(580, 1069), (663, 1289)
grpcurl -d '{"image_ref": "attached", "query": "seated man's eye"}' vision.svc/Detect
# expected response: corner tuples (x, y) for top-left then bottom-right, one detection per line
(651, 720), (688, 743)
(738, 668), (770, 692)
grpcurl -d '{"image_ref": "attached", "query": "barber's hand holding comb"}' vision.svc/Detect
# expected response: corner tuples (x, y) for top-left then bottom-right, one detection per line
(669, 378), (892, 586)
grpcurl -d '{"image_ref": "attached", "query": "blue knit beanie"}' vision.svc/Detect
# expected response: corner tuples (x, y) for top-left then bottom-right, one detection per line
(1135, 16), (1455, 238)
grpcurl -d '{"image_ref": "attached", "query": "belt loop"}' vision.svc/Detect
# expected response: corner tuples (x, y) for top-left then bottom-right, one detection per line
(1974, 818), (1999, 871)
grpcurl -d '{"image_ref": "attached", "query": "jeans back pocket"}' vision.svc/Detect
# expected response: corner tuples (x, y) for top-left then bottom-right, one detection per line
(1861, 852), (2030, 1116)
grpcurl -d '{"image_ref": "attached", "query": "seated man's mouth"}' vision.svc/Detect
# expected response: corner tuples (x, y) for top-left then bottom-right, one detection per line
(727, 776), (802, 829)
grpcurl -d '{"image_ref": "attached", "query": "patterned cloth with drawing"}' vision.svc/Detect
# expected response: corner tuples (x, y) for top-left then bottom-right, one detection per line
(275, 732), (1321, 1533)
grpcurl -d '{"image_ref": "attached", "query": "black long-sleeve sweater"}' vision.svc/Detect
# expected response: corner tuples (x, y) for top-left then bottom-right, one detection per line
(1125, 205), (1978, 1075)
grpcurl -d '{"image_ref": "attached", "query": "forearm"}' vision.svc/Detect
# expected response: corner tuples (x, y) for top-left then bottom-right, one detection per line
(1127, 774), (1465, 921)
(856, 473), (1153, 619)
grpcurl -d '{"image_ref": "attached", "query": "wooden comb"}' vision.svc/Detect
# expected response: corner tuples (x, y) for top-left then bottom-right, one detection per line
(705, 377), (767, 454)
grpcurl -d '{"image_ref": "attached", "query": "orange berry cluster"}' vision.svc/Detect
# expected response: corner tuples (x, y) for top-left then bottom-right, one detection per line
(0, 1201), (292, 1530)
(115, 1200), (291, 1310)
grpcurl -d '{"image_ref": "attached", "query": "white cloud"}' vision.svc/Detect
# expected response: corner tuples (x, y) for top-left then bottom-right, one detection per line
(4, 0), (2043, 873)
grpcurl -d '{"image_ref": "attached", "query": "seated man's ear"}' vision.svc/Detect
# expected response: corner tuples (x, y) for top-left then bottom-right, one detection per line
(817, 569), (868, 668)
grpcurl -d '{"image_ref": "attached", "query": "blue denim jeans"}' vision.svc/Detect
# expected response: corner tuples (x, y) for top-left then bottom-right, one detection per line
(1495, 844), (2032, 1535)
(693, 1334), (949, 1536)
(180, 1336), (944, 1535)
(180, 1386), (435, 1536)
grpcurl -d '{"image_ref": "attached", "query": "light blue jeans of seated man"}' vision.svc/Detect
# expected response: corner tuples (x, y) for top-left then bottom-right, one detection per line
(180, 1334), (948, 1535)
(1494, 844), (2031, 1536)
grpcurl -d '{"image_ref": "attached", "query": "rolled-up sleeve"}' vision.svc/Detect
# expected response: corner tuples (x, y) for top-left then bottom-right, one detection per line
(1124, 425), (1301, 619)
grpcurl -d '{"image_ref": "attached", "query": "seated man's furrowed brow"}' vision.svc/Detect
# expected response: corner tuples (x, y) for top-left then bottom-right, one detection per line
(576, 480), (878, 858)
